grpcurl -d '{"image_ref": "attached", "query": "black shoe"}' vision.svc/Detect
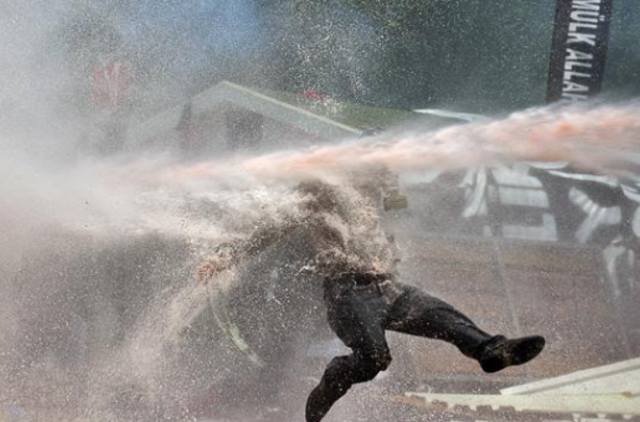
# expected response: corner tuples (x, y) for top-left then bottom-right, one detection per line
(478, 335), (546, 373)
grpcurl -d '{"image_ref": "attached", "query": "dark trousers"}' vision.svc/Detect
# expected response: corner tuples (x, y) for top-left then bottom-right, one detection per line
(306, 279), (494, 422)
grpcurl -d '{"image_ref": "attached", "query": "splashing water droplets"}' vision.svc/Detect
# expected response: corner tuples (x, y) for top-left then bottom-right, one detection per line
(1, 101), (639, 421)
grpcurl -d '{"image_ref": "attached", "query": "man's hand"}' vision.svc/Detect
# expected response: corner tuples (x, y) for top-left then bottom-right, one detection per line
(196, 251), (235, 285)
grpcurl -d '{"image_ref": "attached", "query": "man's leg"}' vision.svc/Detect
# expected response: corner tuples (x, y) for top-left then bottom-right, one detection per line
(386, 283), (545, 373)
(306, 349), (390, 422)
(306, 287), (391, 422)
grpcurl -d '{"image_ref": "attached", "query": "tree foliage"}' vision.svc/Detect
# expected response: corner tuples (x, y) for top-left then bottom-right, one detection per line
(254, 0), (559, 112)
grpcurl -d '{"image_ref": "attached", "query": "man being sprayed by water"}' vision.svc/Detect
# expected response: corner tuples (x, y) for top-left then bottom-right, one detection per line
(197, 167), (546, 422)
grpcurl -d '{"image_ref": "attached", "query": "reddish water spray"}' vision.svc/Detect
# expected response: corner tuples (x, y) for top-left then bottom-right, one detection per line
(153, 102), (640, 186)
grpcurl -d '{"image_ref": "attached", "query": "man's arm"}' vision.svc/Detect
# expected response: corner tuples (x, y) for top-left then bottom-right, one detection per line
(197, 218), (298, 285)
(196, 242), (241, 284)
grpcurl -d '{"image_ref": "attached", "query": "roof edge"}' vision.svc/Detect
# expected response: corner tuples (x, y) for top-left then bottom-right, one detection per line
(501, 357), (640, 396)
(194, 81), (363, 136)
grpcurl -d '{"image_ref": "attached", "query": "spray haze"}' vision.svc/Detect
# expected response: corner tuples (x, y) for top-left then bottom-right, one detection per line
(1, 1), (639, 422)
(3, 101), (640, 420)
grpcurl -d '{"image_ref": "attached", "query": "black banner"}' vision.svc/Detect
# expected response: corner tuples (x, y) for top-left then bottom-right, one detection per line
(546, 0), (614, 103)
